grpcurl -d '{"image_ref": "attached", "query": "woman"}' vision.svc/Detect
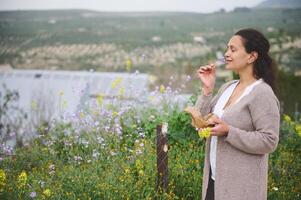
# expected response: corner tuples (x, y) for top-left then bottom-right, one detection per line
(195, 28), (280, 200)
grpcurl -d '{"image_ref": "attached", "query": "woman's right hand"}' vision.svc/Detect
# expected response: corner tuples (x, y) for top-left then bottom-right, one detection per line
(197, 64), (216, 95)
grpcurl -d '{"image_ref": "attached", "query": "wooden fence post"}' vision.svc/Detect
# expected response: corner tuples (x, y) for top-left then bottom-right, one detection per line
(156, 122), (168, 192)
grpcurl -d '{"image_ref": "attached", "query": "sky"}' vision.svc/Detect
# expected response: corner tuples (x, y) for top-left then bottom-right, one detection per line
(0, 0), (264, 13)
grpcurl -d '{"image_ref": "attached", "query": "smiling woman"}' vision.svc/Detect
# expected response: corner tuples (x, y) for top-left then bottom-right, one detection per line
(195, 28), (280, 200)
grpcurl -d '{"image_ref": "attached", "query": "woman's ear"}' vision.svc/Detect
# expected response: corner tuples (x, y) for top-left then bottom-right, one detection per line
(248, 51), (258, 64)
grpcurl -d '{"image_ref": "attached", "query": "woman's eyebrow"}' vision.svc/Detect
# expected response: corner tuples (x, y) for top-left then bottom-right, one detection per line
(227, 44), (236, 49)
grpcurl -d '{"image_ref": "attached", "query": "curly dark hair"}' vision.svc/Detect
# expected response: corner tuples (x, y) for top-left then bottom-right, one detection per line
(235, 28), (278, 92)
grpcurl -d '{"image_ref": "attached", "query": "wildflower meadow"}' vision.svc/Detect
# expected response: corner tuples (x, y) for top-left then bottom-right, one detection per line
(0, 77), (300, 200)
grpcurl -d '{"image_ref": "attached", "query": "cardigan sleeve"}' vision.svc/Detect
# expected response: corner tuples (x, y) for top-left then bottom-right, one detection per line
(224, 92), (280, 155)
(195, 93), (214, 116)
(195, 81), (235, 116)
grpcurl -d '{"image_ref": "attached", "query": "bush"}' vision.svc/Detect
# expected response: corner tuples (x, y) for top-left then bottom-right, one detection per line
(268, 115), (301, 200)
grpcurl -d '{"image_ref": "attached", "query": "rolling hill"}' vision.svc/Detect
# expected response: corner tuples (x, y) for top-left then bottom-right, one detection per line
(256, 0), (301, 9)
(0, 8), (300, 75)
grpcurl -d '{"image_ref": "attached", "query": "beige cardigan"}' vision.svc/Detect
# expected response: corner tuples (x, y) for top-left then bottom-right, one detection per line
(195, 80), (280, 200)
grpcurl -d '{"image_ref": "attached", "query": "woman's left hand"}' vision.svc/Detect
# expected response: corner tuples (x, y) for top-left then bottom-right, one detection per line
(208, 115), (230, 136)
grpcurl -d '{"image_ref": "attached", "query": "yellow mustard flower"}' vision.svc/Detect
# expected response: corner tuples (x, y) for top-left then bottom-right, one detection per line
(111, 77), (123, 89)
(124, 168), (131, 174)
(295, 124), (301, 137)
(97, 93), (104, 105)
(118, 87), (125, 96)
(62, 100), (68, 109)
(119, 176), (125, 182)
(138, 170), (144, 176)
(198, 128), (211, 139)
(17, 171), (27, 189)
(112, 112), (119, 117)
(79, 112), (85, 119)
(0, 169), (6, 192)
(126, 59), (132, 72)
(159, 85), (165, 93)
(135, 159), (143, 170)
(43, 188), (51, 197)
(31, 101), (38, 110)
(283, 114), (292, 123)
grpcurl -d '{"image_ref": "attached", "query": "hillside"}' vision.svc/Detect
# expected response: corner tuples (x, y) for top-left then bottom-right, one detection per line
(256, 0), (301, 9)
(0, 8), (300, 87)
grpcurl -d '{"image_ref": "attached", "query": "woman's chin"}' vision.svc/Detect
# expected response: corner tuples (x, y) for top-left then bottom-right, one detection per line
(225, 64), (233, 70)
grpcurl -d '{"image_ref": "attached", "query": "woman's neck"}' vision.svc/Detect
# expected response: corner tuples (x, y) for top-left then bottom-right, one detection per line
(237, 65), (257, 86)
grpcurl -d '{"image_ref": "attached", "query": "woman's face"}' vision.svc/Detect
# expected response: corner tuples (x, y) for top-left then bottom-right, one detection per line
(224, 35), (251, 72)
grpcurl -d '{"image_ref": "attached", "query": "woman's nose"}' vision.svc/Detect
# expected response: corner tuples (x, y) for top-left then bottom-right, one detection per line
(224, 50), (230, 58)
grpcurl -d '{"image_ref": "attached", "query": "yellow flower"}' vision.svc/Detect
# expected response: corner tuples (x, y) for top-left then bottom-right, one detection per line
(126, 59), (132, 72)
(124, 168), (131, 174)
(79, 112), (85, 119)
(31, 101), (38, 110)
(135, 159), (143, 170)
(111, 77), (123, 89)
(112, 112), (119, 117)
(118, 87), (125, 96)
(17, 171), (27, 188)
(296, 124), (301, 137)
(283, 114), (292, 123)
(43, 188), (51, 197)
(138, 170), (144, 176)
(119, 176), (125, 182)
(59, 91), (64, 96)
(62, 100), (68, 109)
(0, 169), (6, 192)
(198, 128), (211, 139)
(97, 93), (104, 105)
(159, 85), (165, 93)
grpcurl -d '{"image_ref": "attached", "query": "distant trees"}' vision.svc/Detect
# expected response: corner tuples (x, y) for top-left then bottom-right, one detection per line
(233, 7), (252, 12)
(277, 70), (301, 118)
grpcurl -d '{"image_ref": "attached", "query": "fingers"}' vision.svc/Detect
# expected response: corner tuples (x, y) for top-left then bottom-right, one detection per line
(208, 114), (221, 125)
(210, 126), (222, 136)
(208, 115), (222, 135)
(199, 65), (215, 71)
(198, 64), (216, 74)
(209, 120), (229, 136)
(211, 126), (219, 132)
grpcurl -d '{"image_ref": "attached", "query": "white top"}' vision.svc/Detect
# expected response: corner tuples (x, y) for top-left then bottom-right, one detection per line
(210, 79), (263, 180)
